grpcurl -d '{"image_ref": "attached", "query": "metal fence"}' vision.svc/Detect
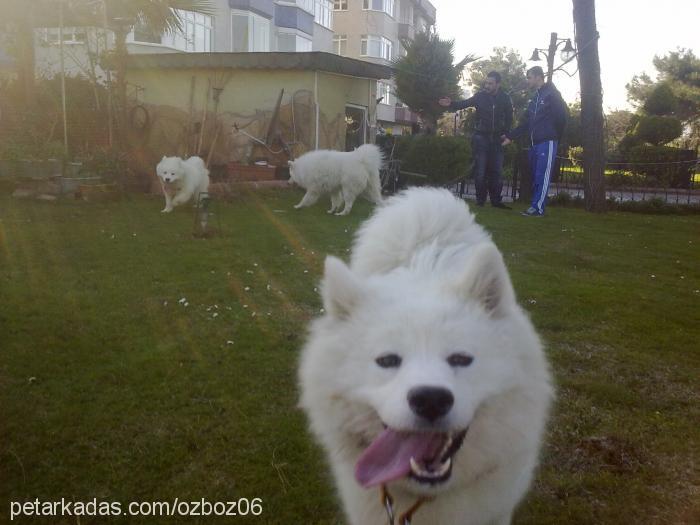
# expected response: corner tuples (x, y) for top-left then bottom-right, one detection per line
(444, 151), (700, 206)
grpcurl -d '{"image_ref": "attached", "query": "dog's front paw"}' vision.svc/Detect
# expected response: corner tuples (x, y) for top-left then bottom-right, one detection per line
(161, 208), (173, 213)
(294, 204), (303, 209)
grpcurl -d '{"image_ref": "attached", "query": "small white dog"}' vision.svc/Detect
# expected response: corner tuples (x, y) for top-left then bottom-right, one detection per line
(299, 188), (553, 525)
(156, 156), (210, 213)
(288, 144), (383, 215)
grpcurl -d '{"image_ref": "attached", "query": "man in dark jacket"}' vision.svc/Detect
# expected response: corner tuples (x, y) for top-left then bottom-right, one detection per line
(439, 71), (513, 208)
(502, 66), (568, 217)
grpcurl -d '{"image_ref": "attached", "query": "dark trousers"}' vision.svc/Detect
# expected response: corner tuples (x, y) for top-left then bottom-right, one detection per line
(471, 133), (504, 205)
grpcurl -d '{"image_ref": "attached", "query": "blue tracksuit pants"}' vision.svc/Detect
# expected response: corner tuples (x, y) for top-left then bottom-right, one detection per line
(528, 140), (557, 214)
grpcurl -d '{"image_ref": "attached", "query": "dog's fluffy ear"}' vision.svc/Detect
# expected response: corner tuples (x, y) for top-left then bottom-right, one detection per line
(161, 155), (167, 161)
(287, 160), (294, 166)
(322, 256), (364, 320)
(452, 243), (516, 317)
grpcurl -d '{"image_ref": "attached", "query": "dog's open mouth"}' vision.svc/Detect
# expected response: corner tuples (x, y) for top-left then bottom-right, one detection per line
(354, 428), (468, 488)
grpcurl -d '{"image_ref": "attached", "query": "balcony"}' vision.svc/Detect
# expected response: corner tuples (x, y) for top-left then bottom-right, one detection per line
(229, 0), (274, 18)
(398, 23), (414, 40)
(412, 0), (436, 25)
(395, 106), (419, 124)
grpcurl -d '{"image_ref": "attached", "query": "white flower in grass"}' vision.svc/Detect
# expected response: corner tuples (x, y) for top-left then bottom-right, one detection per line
(226, 340), (234, 345)
(179, 297), (187, 304)
(212, 313), (219, 318)
(244, 286), (250, 291)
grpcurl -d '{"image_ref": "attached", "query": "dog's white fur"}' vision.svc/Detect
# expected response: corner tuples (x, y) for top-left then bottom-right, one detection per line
(288, 144), (383, 215)
(299, 188), (553, 525)
(156, 156), (210, 213)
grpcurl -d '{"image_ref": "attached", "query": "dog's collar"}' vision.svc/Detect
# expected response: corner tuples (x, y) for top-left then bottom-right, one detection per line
(380, 484), (432, 525)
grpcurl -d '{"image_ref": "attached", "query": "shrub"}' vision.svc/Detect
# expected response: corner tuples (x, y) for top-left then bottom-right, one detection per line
(633, 115), (683, 146)
(624, 145), (696, 188)
(393, 135), (471, 185)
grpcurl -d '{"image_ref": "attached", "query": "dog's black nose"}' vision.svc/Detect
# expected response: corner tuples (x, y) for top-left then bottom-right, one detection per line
(408, 386), (454, 422)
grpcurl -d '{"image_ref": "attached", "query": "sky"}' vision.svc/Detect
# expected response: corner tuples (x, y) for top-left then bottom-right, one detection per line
(429, 0), (699, 112)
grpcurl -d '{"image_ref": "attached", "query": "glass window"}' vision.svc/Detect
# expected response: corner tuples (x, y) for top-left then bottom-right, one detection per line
(361, 35), (392, 60)
(231, 10), (270, 52)
(333, 0), (347, 11)
(43, 27), (87, 44)
(362, 0), (394, 17)
(296, 0), (314, 14)
(377, 81), (394, 106)
(333, 34), (347, 56)
(314, 0), (333, 29)
(162, 10), (212, 52)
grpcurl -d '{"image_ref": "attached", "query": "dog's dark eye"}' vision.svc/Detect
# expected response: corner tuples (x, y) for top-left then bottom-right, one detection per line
(447, 353), (474, 367)
(375, 354), (402, 368)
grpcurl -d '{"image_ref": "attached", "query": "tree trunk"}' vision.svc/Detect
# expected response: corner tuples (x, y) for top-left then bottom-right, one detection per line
(16, 12), (36, 109)
(113, 25), (129, 147)
(573, 0), (606, 212)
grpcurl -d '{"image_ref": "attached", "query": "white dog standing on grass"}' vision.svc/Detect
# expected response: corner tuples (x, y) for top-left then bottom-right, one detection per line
(288, 144), (383, 215)
(299, 188), (553, 525)
(156, 156), (210, 213)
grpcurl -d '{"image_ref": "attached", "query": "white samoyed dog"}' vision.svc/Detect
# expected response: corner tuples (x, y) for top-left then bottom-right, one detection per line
(299, 188), (553, 525)
(288, 144), (383, 215)
(156, 156), (210, 213)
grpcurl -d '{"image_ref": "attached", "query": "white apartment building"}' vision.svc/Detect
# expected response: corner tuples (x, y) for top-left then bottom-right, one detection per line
(331, 0), (436, 134)
(35, 0), (336, 78)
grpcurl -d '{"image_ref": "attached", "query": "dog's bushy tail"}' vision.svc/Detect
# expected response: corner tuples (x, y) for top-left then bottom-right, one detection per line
(350, 188), (490, 275)
(355, 144), (383, 204)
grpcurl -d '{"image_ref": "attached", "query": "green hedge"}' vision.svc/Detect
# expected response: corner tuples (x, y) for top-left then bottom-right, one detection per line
(379, 135), (472, 185)
(625, 145), (696, 188)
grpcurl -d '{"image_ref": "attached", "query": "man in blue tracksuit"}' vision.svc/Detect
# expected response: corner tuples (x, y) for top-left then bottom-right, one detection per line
(502, 66), (568, 217)
(439, 71), (513, 208)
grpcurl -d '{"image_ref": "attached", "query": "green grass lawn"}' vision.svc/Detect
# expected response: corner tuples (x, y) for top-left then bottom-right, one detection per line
(1, 189), (698, 524)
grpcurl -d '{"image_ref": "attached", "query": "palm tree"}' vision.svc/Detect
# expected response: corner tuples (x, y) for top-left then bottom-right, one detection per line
(102, 1), (215, 143)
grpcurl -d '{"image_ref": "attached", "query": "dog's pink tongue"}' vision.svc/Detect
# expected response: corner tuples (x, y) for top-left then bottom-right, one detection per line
(354, 429), (443, 488)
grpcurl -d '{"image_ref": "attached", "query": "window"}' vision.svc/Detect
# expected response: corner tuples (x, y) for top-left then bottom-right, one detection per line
(362, 0), (394, 17)
(377, 81), (394, 106)
(278, 31), (312, 52)
(333, 34), (347, 56)
(231, 10), (270, 52)
(279, 0), (314, 14)
(41, 27), (86, 45)
(333, 0), (348, 10)
(314, 0), (333, 29)
(361, 35), (392, 61)
(160, 10), (212, 51)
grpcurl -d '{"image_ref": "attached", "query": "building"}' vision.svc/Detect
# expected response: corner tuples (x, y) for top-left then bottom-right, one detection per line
(331, 0), (435, 135)
(123, 52), (391, 170)
(34, 0), (336, 78)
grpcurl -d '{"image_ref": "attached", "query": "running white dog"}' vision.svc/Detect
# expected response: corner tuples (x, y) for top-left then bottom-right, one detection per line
(156, 156), (210, 213)
(288, 144), (383, 215)
(299, 188), (553, 525)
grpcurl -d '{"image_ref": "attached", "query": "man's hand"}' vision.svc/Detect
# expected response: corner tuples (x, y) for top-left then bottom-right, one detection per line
(501, 135), (512, 146)
(438, 97), (452, 108)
